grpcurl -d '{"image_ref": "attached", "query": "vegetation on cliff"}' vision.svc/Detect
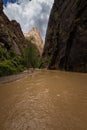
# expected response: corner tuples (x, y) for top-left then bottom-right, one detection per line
(0, 47), (24, 76)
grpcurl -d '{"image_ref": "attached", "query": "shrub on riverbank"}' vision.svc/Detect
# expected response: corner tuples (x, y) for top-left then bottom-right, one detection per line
(0, 58), (24, 77)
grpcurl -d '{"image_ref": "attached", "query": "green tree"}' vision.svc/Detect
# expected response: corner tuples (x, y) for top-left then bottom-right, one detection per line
(24, 40), (39, 68)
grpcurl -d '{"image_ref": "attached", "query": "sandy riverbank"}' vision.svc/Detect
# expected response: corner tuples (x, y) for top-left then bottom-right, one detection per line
(0, 69), (36, 85)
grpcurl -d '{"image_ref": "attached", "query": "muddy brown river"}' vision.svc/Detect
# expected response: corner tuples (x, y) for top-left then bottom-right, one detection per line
(0, 70), (87, 130)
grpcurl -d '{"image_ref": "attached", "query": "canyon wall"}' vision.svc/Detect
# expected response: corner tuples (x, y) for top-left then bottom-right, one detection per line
(43, 0), (87, 72)
(0, 0), (26, 56)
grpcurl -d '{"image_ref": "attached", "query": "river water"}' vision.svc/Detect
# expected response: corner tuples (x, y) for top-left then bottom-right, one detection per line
(0, 70), (87, 130)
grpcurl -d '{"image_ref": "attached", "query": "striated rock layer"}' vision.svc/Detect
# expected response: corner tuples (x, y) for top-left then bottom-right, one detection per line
(43, 0), (87, 72)
(0, 0), (26, 55)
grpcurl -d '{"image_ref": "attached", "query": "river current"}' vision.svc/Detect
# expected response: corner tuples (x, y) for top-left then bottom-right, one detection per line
(0, 70), (87, 130)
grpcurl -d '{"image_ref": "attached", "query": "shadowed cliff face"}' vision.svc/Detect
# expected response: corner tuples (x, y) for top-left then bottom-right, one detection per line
(43, 0), (87, 72)
(0, 0), (26, 55)
(0, 0), (3, 12)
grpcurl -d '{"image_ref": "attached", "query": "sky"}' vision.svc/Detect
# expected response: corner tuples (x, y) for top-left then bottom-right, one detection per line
(3, 0), (54, 39)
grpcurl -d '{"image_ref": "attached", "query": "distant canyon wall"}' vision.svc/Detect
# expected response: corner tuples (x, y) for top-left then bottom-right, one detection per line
(24, 27), (44, 56)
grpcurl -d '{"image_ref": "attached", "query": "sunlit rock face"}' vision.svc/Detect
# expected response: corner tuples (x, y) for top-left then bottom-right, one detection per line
(43, 0), (87, 72)
(24, 27), (44, 56)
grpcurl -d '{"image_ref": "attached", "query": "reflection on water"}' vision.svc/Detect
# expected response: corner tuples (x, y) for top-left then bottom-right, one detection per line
(0, 70), (87, 130)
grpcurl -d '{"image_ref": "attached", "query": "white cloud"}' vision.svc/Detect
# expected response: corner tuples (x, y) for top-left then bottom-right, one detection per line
(3, 0), (54, 39)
